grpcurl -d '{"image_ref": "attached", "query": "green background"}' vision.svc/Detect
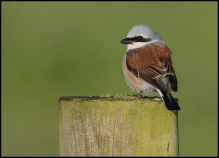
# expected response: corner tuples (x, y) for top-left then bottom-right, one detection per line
(2, 2), (217, 156)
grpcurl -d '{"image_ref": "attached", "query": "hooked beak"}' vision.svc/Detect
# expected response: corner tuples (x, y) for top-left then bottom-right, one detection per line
(120, 38), (133, 44)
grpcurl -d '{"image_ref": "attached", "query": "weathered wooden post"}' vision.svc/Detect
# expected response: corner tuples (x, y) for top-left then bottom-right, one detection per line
(59, 94), (179, 156)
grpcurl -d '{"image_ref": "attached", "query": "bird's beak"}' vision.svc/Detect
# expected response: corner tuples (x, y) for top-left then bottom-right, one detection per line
(120, 38), (133, 44)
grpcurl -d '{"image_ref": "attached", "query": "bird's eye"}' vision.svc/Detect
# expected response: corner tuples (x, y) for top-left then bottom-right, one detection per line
(137, 36), (143, 41)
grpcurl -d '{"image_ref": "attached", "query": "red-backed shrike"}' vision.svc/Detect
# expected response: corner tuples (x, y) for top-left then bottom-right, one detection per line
(120, 24), (180, 111)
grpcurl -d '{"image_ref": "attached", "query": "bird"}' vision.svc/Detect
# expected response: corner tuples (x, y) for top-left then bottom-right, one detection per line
(120, 24), (180, 111)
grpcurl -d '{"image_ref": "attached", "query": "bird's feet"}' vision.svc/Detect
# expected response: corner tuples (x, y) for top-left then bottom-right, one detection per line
(132, 91), (146, 99)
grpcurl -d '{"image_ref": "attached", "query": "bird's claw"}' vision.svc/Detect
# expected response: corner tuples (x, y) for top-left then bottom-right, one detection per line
(132, 93), (145, 99)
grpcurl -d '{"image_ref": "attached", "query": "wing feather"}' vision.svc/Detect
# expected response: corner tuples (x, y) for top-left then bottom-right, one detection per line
(126, 44), (177, 92)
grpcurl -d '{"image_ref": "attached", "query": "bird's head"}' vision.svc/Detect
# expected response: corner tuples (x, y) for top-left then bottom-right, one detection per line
(120, 24), (165, 50)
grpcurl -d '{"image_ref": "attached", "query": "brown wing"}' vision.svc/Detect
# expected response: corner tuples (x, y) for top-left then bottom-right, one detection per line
(126, 44), (178, 93)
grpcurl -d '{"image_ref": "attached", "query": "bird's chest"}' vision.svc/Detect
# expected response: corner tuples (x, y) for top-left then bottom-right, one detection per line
(122, 54), (156, 94)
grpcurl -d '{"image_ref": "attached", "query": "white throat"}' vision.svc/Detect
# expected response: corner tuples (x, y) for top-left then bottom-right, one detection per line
(127, 42), (147, 50)
(126, 40), (165, 50)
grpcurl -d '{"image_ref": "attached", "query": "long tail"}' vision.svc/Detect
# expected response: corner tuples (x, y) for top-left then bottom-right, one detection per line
(157, 90), (180, 111)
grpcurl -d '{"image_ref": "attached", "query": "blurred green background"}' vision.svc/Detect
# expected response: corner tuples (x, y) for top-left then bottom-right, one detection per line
(2, 2), (217, 156)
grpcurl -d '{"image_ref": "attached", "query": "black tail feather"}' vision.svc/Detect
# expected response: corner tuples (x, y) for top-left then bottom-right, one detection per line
(162, 92), (180, 111)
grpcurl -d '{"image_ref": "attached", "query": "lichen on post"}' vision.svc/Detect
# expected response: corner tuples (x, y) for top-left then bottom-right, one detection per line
(59, 94), (179, 156)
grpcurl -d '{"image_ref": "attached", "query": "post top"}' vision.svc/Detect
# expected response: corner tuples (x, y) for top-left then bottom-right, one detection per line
(59, 93), (178, 103)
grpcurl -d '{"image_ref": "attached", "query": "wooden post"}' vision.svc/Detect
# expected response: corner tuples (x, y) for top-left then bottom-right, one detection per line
(59, 94), (179, 156)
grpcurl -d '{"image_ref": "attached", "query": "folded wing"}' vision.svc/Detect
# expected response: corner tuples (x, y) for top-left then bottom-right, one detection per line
(126, 44), (178, 93)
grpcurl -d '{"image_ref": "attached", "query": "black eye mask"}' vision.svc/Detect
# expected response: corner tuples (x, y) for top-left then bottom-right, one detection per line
(127, 36), (151, 42)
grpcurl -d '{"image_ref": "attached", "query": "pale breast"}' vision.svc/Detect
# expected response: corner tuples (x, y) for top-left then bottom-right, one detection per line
(123, 53), (157, 95)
